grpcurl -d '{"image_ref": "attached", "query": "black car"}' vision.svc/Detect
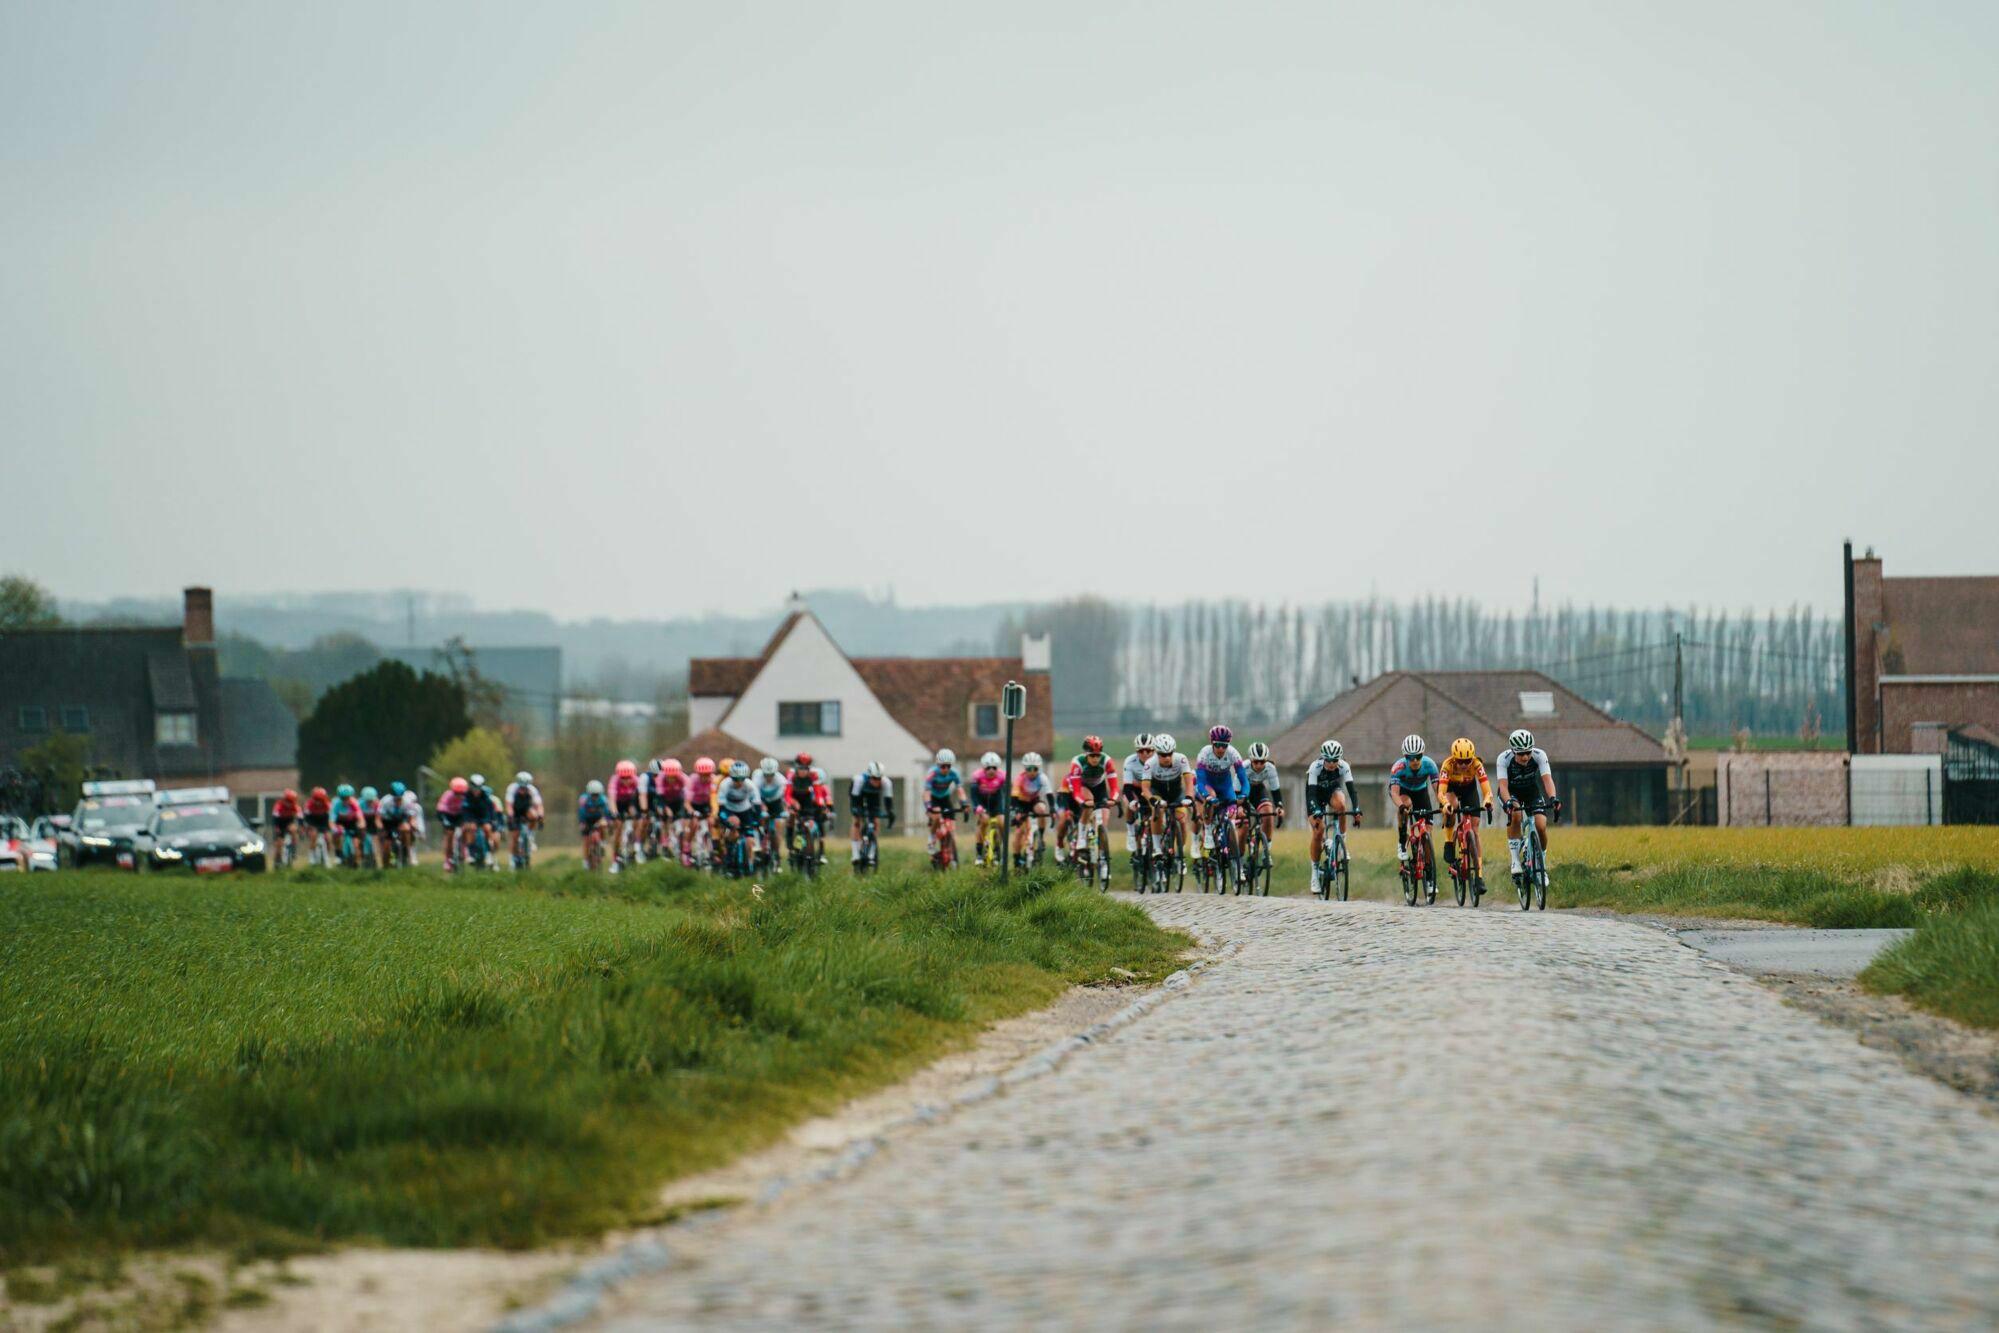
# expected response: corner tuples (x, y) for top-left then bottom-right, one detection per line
(134, 800), (267, 874)
(62, 789), (159, 869)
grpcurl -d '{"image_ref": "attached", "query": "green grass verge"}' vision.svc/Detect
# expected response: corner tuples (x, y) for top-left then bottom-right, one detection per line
(1861, 876), (1999, 1030)
(0, 861), (1184, 1265)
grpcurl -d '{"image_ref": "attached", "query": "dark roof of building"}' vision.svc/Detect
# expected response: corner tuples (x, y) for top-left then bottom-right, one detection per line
(0, 626), (226, 779)
(676, 726), (769, 765)
(220, 678), (298, 769)
(1270, 670), (1667, 770)
(689, 658), (761, 697)
(1881, 577), (1999, 675)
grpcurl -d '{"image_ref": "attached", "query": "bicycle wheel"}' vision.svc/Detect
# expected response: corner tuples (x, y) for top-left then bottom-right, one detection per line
(1517, 853), (1532, 910)
(1453, 865), (1467, 907)
(1533, 842), (1548, 910)
(1336, 854), (1350, 902)
(1401, 861), (1417, 905)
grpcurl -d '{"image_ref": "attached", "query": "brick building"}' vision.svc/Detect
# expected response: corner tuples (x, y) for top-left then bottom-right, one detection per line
(1846, 545), (1999, 755)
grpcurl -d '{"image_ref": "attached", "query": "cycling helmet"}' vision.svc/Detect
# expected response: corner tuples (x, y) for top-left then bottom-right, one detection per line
(616, 759), (637, 778)
(1450, 738), (1476, 762)
(759, 757), (780, 776)
(1155, 734), (1177, 755)
(360, 786), (378, 802)
(336, 783), (355, 798)
(1134, 732), (1154, 751)
(865, 760), (884, 778)
(284, 788), (298, 801)
(311, 786), (327, 801)
(1022, 751), (1043, 770)
(1401, 735), (1425, 757)
(935, 748), (956, 766)
(585, 779), (604, 795)
(718, 757), (736, 778)
(981, 751), (1001, 769)
(469, 773), (486, 788)
(1319, 740), (1342, 763)
(795, 752), (813, 767)
(695, 757), (716, 775)
(1209, 725), (1232, 744)
(730, 761), (750, 780)
(1509, 729), (1536, 753)
(1082, 735), (1104, 754)
(389, 780), (406, 796)
(1247, 742), (1271, 762)
(646, 758), (660, 775)
(516, 770), (533, 785)
(450, 776), (469, 793)
(663, 757), (683, 775)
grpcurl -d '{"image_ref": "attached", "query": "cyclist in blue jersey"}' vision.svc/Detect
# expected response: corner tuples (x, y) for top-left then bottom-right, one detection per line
(922, 748), (964, 857)
(1388, 734), (1442, 865)
(1193, 724), (1248, 859)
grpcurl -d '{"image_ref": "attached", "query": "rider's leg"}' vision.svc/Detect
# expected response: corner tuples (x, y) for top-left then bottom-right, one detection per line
(850, 814), (863, 864)
(1395, 797), (1411, 861)
(1507, 803), (1524, 874)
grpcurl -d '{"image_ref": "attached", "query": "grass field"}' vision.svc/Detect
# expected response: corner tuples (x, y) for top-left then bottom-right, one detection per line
(0, 859), (1184, 1266)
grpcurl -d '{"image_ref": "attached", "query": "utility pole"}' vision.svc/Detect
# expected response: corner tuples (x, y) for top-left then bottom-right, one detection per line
(998, 680), (1027, 882)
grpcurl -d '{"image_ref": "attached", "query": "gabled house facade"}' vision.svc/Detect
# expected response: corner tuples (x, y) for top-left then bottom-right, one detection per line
(687, 601), (1053, 829)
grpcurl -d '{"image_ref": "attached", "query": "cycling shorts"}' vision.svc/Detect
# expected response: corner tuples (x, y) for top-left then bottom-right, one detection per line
(1058, 787), (1109, 814)
(1247, 786), (1279, 809)
(615, 793), (641, 817)
(1444, 782), (1483, 809)
(273, 814), (298, 832)
(970, 788), (1006, 815)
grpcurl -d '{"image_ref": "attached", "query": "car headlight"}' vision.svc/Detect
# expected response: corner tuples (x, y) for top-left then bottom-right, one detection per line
(239, 840), (265, 855)
(81, 835), (112, 847)
(155, 846), (183, 860)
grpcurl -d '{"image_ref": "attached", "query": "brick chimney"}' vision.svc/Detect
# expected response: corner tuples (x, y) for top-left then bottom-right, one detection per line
(183, 586), (215, 648)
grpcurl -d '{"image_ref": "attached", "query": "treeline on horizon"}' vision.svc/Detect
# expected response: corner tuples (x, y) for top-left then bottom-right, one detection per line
(1000, 598), (1844, 741)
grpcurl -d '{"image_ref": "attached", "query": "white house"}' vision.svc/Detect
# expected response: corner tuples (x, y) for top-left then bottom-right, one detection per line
(683, 600), (1053, 831)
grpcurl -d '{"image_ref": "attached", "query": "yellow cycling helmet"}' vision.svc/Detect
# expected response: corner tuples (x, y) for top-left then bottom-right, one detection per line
(1449, 737), (1477, 762)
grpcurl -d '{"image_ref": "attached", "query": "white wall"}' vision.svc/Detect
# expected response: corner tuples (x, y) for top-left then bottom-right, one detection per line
(722, 614), (930, 831)
(688, 695), (730, 736)
(1850, 754), (1944, 826)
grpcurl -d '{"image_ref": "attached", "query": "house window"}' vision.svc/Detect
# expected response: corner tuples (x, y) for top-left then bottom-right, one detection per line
(973, 703), (1000, 739)
(60, 706), (90, 734)
(1518, 691), (1555, 717)
(778, 701), (841, 737)
(18, 706), (47, 733)
(156, 711), (198, 746)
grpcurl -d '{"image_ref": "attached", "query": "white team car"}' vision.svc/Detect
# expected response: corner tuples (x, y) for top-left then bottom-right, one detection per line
(0, 816), (28, 872)
(27, 816), (62, 871)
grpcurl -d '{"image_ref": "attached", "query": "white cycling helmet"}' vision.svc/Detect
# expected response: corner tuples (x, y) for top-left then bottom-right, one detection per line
(1400, 735), (1424, 758)
(1133, 732), (1154, 751)
(1154, 734), (1177, 755)
(585, 779), (605, 795)
(935, 748), (956, 766)
(1022, 751), (1043, 770)
(515, 770), (532, 784)
(1320, 740), (1343, 763)
(1509, 728), (1536, 752)
(981, 751), (1001, 769)
(759, 756), (780, 775)
(730, 760), (750, 779)
(1247, 741), (1271, 762)
(865, 760), (884, 778)
(469, 772), (487, 787)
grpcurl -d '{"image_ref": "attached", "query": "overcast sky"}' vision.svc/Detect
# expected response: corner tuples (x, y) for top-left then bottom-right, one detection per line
(5, 1), (1995, 620)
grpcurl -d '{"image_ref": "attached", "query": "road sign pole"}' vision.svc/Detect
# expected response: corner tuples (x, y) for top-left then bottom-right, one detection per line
(998, 680), (1028, 883)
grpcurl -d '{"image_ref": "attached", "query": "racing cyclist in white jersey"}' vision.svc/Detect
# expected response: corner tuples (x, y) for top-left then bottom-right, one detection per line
(1119, 733), (1155, 856)
(1304, 741), (1358, 897)
(1495, 728), (1560, 883)
(1140, 734), (1195, 863)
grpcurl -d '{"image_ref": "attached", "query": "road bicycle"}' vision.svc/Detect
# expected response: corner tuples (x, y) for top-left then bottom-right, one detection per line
(272, 821), (299, 870)
(1011, 807), (1047, 871)
(463, 821), (501, 872)
(1507, 799), (1558, 911)
(305, 823), (333, 869)
(1198, 801), (1247, 894)
(1445, 801), (1489, 908)
(718, 812), (761, 879)
(976, 809), (1005, 869)
(1240, 802), (1275, 897)
(510, 819), (537, 871)
(1400, 807), (1439, 906)
(855, 811), (883, 874)
(1313, 806), (1359, 901)
(789, 811), (823, 879)
(930, 807), (960, 872)
(582, 819), (609, 872)
(1069, 803), (1110, 889)
(1150, 801), (1187, 894)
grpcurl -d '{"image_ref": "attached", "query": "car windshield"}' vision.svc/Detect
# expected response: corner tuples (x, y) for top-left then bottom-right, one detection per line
(77, 796), (152, 831)
(153, 806), (246, 837)
(1, 817), (26, 839)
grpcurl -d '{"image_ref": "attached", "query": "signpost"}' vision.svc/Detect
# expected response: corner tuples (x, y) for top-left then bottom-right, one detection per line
(998, 679), (1028, 882)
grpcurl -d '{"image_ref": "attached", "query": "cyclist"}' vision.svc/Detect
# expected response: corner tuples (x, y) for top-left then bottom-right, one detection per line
(331, 783), (365, 863)
(1388, 735), (1442, 866)
(505, 770), (543, 865)
(1119, 734), (1154, 858)
(376, 782), (409, 865)
(1056, 736), (1119, 867)
(1140, 734), (1193, 865)
(436, 777), (468, 870)
(302, 785), (333, 863)
(849, 760), (895, 865)
(577, 779), (612, 868)
(463, 774), (501, 868)
(1304, 740), (1359, 896)
(1437, 738), (1492, 879)
(1495, 728), (1560, 883)
(755, 757), (787, 857)
(966, 752), (1008, 866)
(1010, 752), (1053, 867)
(1243, 742), (1282, 848)
(716, 761), (765, 870)
(391, 781), (424, 865)
(357, 786), (383, 867)
(783, 752), (831, 864)
(1192, 725), (1247, 860)
(269, 788), (301, 865)
(608, 759), (646, 864)
(654, 758), (688, 857)
(920, 749), (963, 857)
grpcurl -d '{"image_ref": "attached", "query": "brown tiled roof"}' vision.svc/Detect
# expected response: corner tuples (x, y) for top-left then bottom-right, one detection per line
(688, 658), (759, 697)
(1270, 670), (1666, 771)
(852, 658), (1054, 758)
(1881, 577), (1999, 675)
(674, 727), (771, 767)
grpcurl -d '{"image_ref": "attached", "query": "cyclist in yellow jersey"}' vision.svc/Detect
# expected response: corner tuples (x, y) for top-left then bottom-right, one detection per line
(1437, 737), (1491, 869)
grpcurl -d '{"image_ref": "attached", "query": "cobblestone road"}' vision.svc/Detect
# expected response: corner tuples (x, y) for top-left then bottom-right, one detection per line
(593, 897), (1999, 1329)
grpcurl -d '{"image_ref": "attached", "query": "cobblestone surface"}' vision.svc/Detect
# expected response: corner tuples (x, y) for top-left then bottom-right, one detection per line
(592, 897), (1999, 1329)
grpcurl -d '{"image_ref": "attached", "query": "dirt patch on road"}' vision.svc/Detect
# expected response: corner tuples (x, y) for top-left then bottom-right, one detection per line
(1761, 974), (1999, 1113)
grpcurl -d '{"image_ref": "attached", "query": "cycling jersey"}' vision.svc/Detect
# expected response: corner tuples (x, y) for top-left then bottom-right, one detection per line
(609, 772), (644, 809)
(1305, 757), (1354, 794)
(1244, 760), (1282, 803)
(967, 769), (1007, 811)
(922, 765), (964, 806)
(464, 786), (499, 823)
(577, 792), (611, 826)
(1121, 752), (1151, 793)
(271, 798), (301, 823)
(787, 765), (830, 807)
(716, 776), (762, 816)
(685, 773), (715, 811)
(505, 781), (542, 819)
(1438, 756), (1490, 800)
(332, 796), (363, 826)
(1065, 754), (1119, 800)
(1389, 756), (1441, 793)
(378, 795), (408, 825)
(398, 793), (425, 834)
(1498, 748), (1553, 803)
(1012, 770), (1052, 804)
(435, 789), (465, 822)
(1142, 753), (1192, 793)
(755, 775), (786, 809)
(1193, 749), (1247, 803)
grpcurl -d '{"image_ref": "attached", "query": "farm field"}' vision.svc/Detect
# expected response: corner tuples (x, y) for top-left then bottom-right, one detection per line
(0, 863), (1184, 1269)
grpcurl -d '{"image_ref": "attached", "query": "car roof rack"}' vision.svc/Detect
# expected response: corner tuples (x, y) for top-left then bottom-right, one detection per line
(155, 785), (232, 807)
(81, 778), (157, 798)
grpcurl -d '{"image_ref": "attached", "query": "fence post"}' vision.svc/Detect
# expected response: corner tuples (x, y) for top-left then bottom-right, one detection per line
(1764, 769), (1773, 826)
(1926, 767), (1934, 826)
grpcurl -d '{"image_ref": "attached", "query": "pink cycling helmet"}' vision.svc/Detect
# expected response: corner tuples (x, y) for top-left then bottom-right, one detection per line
(662, 757), (683, 775)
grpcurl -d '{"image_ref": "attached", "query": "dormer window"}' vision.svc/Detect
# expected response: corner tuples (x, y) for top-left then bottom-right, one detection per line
(156, 711), (198, 746)
(1518, 691), (1555, 717)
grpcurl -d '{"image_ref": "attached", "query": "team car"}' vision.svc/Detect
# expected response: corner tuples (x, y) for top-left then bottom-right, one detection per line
(131, 787), (266, 873)
(61, 778), (158, 869)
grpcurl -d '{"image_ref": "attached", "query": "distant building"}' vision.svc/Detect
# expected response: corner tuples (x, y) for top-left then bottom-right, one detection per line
(1847, 545), (1999, 756)
(0, 588), (299, 807)
(1270, 670), (1670, 825)
(383, 644), (562, 741)
(687, 598), (1053, 829)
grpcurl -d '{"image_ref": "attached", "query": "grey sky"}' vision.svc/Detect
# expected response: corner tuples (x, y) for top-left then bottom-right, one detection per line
(5, 1), (1995, 619)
